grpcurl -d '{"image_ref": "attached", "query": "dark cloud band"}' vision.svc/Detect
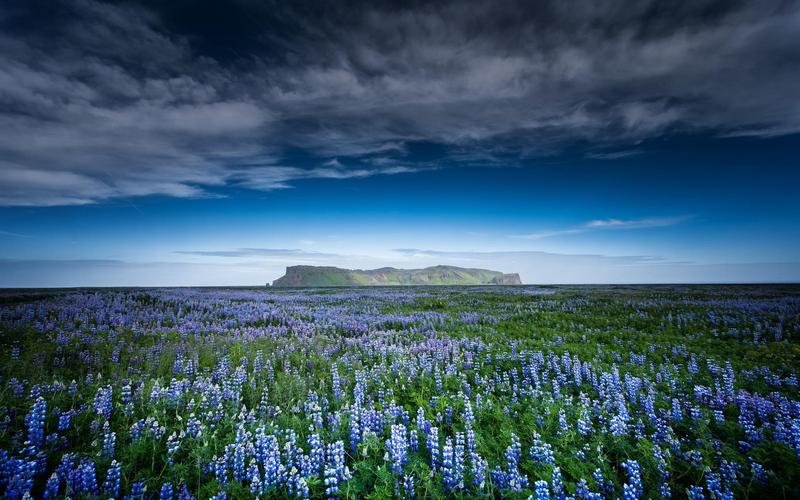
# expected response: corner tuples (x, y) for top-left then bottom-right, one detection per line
(1, 0), (798, 206)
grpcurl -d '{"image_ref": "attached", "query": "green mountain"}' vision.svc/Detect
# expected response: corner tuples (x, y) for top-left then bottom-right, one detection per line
(271, 265), (522, 287)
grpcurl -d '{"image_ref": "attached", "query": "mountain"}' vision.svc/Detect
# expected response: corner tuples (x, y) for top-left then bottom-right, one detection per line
(271, 265), (522, 287)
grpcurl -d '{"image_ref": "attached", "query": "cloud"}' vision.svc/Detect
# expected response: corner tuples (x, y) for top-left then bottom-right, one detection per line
(2, 251), (798, 286)
(0, 230), (30, 238)
(585, 149), (644, 160)
(230, 164), (430, 191)
(513, 215), (693, 239)
(388, 249), (800, 284)
(1, 0), (799, 205)
(174, 248), (341, 258)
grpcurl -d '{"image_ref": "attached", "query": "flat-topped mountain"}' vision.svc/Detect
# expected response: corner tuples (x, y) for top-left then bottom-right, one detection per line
(271, 265), (522, 287)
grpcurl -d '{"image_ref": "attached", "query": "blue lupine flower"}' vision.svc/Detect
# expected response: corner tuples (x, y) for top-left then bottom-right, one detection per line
(103, 460), (121, 497)
(387, 423), (409, 474)
(94, 386), (113, 421)
(427, 426), (440, 470)
(551, 466), (565, 499)
(178, 482), (195, 500)
(308, 431), (325, 477)
(441, 437), (461, 491)
(403, 473), (415, 498)
(686, 485), (705, 499)
(25, 396), (47, 447)
(529, 431), (555, 466)
(470, 452), (488, 489)
(102, 423), (117, 459)
(750, 459), (768, 483)
(79, 460), (98, 496)
(622, 460), (643, 500)
(160, 481), (174, 500)
(43, 472), (60, 499)
(534, 479), (551, 500)
(126, 480), (147, 500)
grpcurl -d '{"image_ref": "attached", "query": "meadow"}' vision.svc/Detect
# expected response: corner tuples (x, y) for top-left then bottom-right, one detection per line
(0, 285), (798, 499)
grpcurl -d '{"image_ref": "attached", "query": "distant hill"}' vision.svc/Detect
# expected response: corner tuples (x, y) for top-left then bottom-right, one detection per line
(271, 265), (522, 287)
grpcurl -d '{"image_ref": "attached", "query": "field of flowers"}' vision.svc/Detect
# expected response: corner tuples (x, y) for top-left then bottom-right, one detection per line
(0, 285), (799, 499)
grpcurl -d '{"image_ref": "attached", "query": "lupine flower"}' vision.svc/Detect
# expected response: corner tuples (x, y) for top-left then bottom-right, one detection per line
(308, 431), (325, 477)
(529, 431), (555, 466)
(160, 481), (174, 500)
(43, 472), (60, 498)
(622, 460), (643, 500)
(686, 485), (705, 499)
(427, 426), (440, 470)
(551, 466), (565, 499)
(127, 481), (147, 500)
(534, 479), (551, 500)
(387, 423), (409, 474)
(102, 423), (117, 459)
(403, 473), (415, 498)
(441, 437), (461, 491)
(103, 460), (121, 497)
(94, 386), (113, 421)
(25, 396), (47, 447)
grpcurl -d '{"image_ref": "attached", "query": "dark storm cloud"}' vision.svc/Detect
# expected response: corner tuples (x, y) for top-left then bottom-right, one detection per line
(1, 0), (799, 205)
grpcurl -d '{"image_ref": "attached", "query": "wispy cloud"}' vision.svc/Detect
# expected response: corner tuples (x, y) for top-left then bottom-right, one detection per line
(230, 164), (432, 192)
(0, 230), (31, 238)
(174, 248), (341, 258)
(585, 149), (644, 160)
(392, 248), (666, 264)
(513, 215), (693, 239)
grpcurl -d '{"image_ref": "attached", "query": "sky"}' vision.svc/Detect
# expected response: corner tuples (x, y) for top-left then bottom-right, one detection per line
(1, 0), (799, 286)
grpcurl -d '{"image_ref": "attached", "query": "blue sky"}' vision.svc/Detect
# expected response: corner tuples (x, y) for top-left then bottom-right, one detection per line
(2, 134), (798, 286)
(1, 0), (799, 286)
